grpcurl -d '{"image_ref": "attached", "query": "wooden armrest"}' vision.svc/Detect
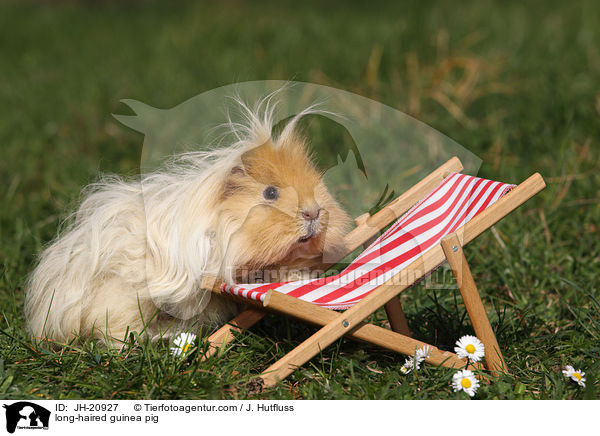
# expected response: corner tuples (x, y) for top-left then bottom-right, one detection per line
(342, 156), (463, 255)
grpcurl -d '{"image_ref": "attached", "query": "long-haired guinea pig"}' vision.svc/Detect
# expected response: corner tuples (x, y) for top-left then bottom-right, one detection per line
(25, 99), (351, 347)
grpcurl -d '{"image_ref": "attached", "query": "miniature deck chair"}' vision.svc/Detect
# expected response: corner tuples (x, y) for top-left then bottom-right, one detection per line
(201, 157), (545, 387)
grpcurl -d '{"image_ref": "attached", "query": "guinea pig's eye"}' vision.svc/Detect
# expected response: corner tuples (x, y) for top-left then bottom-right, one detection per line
(263, 186), (279, 201)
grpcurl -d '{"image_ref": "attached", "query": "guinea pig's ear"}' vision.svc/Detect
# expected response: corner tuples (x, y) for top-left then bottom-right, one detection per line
(222, 165), (246, 198)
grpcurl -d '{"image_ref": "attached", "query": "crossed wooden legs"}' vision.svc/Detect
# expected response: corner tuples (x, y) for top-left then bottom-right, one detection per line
(202, 233), (504, 385)
(204, 292), (485, 372)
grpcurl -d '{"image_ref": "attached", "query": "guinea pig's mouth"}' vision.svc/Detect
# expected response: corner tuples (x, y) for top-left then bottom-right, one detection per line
(298, 218), (321, 244)
(298, 229), (319, 244)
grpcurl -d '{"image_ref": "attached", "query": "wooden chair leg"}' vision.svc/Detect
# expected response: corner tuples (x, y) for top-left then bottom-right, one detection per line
(384, 297), (411, 336)
(441, 233), (507, 374)
(201, 308), (266, 360)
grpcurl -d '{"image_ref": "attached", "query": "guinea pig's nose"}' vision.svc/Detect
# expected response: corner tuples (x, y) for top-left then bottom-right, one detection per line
(301, 208), (321, 221)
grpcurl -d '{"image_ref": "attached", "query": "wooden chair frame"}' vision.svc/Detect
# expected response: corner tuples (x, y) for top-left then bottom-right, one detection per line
(201, 157), (545, 387)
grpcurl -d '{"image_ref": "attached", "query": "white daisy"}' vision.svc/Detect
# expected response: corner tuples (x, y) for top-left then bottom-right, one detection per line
(400, 357), (420, 375)
(415, 345), (433, 363)
(455, 335), (485, 362)
(170, 332), (197, 357)
(400, 345), (434, 375)
(562, 365), (586, 387)
(452, 369), (480, 397)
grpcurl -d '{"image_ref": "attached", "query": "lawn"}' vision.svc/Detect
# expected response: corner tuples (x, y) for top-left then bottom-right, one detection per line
(1, 0), (599, 400)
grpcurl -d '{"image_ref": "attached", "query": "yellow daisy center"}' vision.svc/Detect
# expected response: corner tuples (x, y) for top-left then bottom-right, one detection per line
(461, 378), (472, 388)
(465, 344), (476, 353)
(573, 373), (581, 381)
(183, 344), (191, 352)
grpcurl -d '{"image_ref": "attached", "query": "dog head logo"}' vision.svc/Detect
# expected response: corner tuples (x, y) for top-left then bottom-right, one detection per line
(112, 81), (482, 315)
(2, 402), (50, 433)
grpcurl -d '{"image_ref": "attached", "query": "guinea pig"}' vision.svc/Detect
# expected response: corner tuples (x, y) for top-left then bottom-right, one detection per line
(24, 98), (351, 347)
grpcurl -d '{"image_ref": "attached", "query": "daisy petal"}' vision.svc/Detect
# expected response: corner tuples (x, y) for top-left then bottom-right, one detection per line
(170, 332), (197, 357)
(455, 335), (485, 362)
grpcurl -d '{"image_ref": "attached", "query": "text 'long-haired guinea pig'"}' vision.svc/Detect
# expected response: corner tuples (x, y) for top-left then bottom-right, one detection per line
(25, 95), (352, 347)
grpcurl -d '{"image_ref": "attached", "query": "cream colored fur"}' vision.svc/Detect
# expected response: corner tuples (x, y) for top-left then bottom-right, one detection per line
(25, 95), (350, 347)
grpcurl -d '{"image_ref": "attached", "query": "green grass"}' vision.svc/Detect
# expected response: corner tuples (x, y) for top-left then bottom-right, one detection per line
(1, 0), (599, 400)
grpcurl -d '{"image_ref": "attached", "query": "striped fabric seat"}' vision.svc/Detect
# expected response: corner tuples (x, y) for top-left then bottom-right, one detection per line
(221, 172), (515, 310)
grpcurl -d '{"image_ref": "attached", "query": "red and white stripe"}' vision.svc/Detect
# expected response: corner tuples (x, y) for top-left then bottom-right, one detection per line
(221, 173), (514, 309)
